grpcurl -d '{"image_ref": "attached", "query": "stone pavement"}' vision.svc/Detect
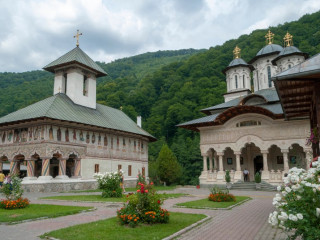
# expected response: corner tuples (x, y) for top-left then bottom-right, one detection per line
(0, 188), (288, 240)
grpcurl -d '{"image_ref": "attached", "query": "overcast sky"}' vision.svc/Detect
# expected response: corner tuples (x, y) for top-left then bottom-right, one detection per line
(0, 0), (319, 72)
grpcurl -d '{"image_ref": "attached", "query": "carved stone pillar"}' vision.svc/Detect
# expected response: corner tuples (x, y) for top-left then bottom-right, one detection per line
(23, 160), (37, 181)
(9, 161), (19, 175)
(73, 159), (81, 178)
(234, 151), (242, 181)
(282, 150), (289, 173)
(304, 149), (312, 170)
(209, 154), (213, 172)
(261, 150), (270, 180)
(56, 159), (69, 179)
(214, 153), (218, 170)
(38, 158), (52, 180)
(216, 152), (225, 181)
(202, 155), (208, 172)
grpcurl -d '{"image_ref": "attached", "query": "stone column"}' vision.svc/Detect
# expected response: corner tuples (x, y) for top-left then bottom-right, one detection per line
(38, 158), (52, 180)
(261, 150), (270, 180)
(234, 151), (242, 181)
(56, 159), (69, 179)
(282, 150), (289, 173)
(73, 159), (81, 178)
(304, 149), (312, 170)
(216, 152), (225, 182)
(9, 160), (19, 175)
(199, 154), (208, 184)
(23, 160), (37, 181)
(0, 161), (3, 172)
(209, 154), (213, 172)
(213, 153), (218, 170)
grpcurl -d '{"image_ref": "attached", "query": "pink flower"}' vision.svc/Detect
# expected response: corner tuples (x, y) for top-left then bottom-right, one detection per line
(137, 189), (140, 193)
(145, 190), (148, 193)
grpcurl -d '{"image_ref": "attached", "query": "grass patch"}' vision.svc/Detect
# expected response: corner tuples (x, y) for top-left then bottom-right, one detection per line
(61, 186), (176, 193)
(176, 196), (251, 209)
(41, 212), (206, 240)
(0, 204), (92, 223)
(60, 189), (102, 193)
(41, 193), (186, 202)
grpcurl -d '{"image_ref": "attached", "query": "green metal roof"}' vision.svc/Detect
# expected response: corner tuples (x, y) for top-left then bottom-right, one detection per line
(0, 93), (155, 141)
(43, 47), (107, 77)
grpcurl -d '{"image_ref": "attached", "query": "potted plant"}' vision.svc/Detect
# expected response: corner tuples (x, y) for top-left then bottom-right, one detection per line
(195, 178), (200, 189)
(255, 172), (261, 189)
(225, 170), (231, 189)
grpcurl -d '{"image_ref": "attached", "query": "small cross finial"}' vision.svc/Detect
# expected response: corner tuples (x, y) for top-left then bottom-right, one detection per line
(120, 106), (123, 111)
(74, 29), (83, 47)
(233, 46), (241, 59)
(283, 32), (293, 47)
(265, 30), (275, 45)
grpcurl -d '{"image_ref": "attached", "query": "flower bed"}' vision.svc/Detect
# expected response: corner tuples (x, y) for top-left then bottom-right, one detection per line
(269, 158), (320, 239)
(0, 174), (30, 210)
(117, 182), (170, 227)
(0, 198), (30, 210)
(208, 186), (235, 202)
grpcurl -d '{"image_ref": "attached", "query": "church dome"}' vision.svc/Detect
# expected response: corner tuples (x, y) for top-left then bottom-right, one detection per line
(223, 57), (253, 74)
(271, 46), (308, 65)
(256, 44), (283, 57)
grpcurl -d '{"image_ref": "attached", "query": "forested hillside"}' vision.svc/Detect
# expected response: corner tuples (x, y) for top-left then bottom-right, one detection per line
(1, 11), (320, 184)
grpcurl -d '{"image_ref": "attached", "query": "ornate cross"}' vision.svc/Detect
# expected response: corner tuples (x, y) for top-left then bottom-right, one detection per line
(283, 32), (293, 47)
(233, 46), (241, 59)
(74, 29), (83, 47)
(265, 30), (274, 45)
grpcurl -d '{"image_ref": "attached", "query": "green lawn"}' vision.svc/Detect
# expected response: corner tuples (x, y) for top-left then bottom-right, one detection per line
(41, 212), (207, 240)
(0, 204), (92, 223)
(41, 193), (186, 202)
(176, 196), (251, 209)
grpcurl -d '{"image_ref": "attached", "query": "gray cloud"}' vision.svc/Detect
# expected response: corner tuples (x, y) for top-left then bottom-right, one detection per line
(0, 0), (319, 72)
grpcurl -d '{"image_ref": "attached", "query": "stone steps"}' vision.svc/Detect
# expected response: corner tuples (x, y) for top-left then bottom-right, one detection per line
(231, 181), (277, 191)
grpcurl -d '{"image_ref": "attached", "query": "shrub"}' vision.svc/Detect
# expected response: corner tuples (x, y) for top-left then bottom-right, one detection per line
(255, 172), (261, 183)
(1, 174), (24, 200)
(225, 170), (231, 183)
(0, 198), (30, 209)
(209, 185), (235, 202)
(117, 182), (170, 227)
(268, 158), (320, 239)
(94, 171), (123, 198)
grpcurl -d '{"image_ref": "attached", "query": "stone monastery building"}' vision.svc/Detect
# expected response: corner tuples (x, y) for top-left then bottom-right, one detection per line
(179, 31), (312, 186)
(0, 34), (155, 191)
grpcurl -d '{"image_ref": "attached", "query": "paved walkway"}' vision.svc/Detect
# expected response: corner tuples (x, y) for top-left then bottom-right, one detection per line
(0, 188), (289, 240)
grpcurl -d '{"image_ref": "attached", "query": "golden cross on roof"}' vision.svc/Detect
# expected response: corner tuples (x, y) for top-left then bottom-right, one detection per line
(265, 30), (275, 45)
(74, 29), (83, 47)
(283, 32), (293, 47)
(233, 46), (241, 59)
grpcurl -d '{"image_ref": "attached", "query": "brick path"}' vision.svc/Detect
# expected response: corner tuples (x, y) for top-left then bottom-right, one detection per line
(0, 188), (287, 240)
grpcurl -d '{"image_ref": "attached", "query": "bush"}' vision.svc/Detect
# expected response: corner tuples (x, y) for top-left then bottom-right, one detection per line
(268, 158), (320, 239)
(1, 174), (24, 200)
(0, 198), (30, 209)
(94, 171), (123, 198)
(117, 182), (170, 227)
(255, 172), (261, 183)
(225, 170), (231, 183)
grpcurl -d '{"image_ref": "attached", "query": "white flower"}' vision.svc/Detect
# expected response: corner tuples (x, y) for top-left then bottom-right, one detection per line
(297, 213), (303, 220)
(316, 208), (320, 218)
(285, 187), (292, 193)
(289, 214), (298, 221)
(277, 186), (281, 191)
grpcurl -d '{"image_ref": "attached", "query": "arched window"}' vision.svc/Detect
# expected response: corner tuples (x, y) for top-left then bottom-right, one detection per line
(267, 66), (272, 88)
(235, 75), (238, 89)
(243, 75), (245, 88)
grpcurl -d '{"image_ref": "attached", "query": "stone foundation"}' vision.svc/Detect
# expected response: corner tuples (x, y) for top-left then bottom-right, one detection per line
(22, 178), (137, 192)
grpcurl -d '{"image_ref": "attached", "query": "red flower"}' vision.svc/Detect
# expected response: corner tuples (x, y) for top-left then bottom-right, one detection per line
(150, 182), (154, 185)
(157, 200), (161, 204)
(137, 189), (141, 193)
(145, 190), (148, 193)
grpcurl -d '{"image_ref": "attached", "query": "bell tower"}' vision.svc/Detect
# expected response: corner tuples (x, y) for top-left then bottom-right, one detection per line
(43, 30), (107, 109)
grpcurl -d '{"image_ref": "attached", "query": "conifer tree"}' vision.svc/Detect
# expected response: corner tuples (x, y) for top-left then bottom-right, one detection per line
(156, 144), (182, 185)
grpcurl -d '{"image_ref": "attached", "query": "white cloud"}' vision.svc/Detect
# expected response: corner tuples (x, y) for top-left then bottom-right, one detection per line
(0, 0), (319, 72)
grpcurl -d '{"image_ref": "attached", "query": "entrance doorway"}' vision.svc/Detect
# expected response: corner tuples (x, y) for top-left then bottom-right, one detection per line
(254, 155), (263, 175)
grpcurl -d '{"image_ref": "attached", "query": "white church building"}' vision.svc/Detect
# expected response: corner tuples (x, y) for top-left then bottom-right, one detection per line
(0, 35), (155, 191)
(179, 31), (312, 185)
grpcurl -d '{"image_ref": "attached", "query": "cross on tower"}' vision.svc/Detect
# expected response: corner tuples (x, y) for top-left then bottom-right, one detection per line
(265, 30), (274, 45)
(233, 46), (241, 59)
(74, 30), (83, 47)
(283, 32), (293, 47)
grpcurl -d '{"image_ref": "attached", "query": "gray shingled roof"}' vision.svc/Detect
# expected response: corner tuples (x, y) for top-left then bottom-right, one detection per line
(249, 44), (283, 64)
(178, 102), (283, 127)
(43, 47), (107, 77)
(202, 88), (280, 112)
(0, 93), (155, 141)
(271, 46), (308, 65)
